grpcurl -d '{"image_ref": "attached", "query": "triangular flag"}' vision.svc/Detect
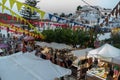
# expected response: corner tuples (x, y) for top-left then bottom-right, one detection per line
(9, 0), (15, 9)
(16, 2), (23, 11)
(40, 11), (45, 19)
(10, 10), (15, 17)
(56, 16), (61, 22)
(2, 5), (5, 13)
(48, 14), (53, 20)
(2, 0), (7, 5)
(37, 9), (45, 19)
(1, 5), (5, 13)
(29, 6), (34, 14)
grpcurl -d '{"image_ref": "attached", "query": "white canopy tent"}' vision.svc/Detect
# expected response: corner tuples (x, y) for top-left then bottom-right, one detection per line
(35, 41), (72, 49)
(71, 48), (93, 60)
(71, 48), (93, 66)
(0, 51), (71, 80)
(87, 44), (120, 63)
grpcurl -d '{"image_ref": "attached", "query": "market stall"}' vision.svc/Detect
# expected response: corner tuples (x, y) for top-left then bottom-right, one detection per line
(86, 43), (120, 80)
(88, 43), (120, 63)
(70, 48), (93, 80)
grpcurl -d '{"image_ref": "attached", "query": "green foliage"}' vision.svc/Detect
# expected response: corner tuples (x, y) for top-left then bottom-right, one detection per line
(42, 28), (96, 48)
(77, 5), (82, 11)
(111, 32), (120, 49)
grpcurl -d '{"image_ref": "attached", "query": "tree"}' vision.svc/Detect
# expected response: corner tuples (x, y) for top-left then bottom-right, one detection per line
(60, 13), (66, 17)
(67, 13), (73, 17)
(53, 13), (58, 16)
(111, 32), (120, 48)
(20, 0), (39, 30)
(77, 5), (82, 11)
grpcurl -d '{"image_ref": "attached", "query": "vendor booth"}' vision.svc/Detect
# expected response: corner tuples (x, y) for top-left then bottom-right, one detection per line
(70, 48), (93, 80)
(88, 43), (120, 63)
(86, 43), (120, 80)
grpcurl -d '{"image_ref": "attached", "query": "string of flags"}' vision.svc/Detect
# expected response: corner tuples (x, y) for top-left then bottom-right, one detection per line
(0, 22), (44, 39)
(2, 0), (119, 34)
(0, 1), (44, 38)
(100, 1), (120, 26)
(1, 0), (88, 27)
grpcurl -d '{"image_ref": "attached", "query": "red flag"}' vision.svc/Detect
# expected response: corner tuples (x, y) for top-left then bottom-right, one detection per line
(115, 5), (118, 18)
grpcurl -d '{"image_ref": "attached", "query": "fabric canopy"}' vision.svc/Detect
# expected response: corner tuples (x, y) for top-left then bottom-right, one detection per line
(35, 42), (72, 49)
(71, 48), (93, 59)
(71, 48), (92, 66)
(87, 43), (120, 62)
(0, 51), (71, 80)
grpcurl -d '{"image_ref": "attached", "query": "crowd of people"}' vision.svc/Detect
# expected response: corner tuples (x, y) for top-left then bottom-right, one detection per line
(1, 35), (120, 80)
(34, 45), (74, 69)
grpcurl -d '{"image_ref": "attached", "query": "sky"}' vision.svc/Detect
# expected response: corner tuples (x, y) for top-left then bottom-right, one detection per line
(0, 0), (120, 14)
(37, 0), (119, 14)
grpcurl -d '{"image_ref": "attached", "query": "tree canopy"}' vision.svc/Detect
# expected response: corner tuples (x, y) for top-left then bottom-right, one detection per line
(42, 28), (96, 48)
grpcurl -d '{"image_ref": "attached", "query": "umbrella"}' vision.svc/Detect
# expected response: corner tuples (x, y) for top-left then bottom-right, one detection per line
(0, 44), (8, 48)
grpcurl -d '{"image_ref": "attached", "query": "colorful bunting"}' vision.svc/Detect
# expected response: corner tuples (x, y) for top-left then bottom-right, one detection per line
(36, 9), (45, 19)
(0, 22), (44, 39)
(9, 0), (15, 9)
(56, 16), (61, 22)
(1, 5), (5, 13)
(16, 2), (23, 11)
(48, 14), (53, 20)
(40, 11), (45, 19)
(2, 0), (7, 5)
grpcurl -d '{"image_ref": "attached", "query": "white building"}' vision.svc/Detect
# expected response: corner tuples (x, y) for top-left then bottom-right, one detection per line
(73, 5), (112, 26)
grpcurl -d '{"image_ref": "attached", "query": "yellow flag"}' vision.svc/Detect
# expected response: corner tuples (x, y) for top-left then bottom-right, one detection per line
(37, 9), (45, 19)
(29, 6), (34, 14)
(2, 5), (5, 13)
(15, 14), (19, 22)
(16, 2), (23, 11)
(9, 0), (15, 9)
(10, 10), (14, 17)
(2, 0), (7, 5)
(41, 11), (45, 19)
